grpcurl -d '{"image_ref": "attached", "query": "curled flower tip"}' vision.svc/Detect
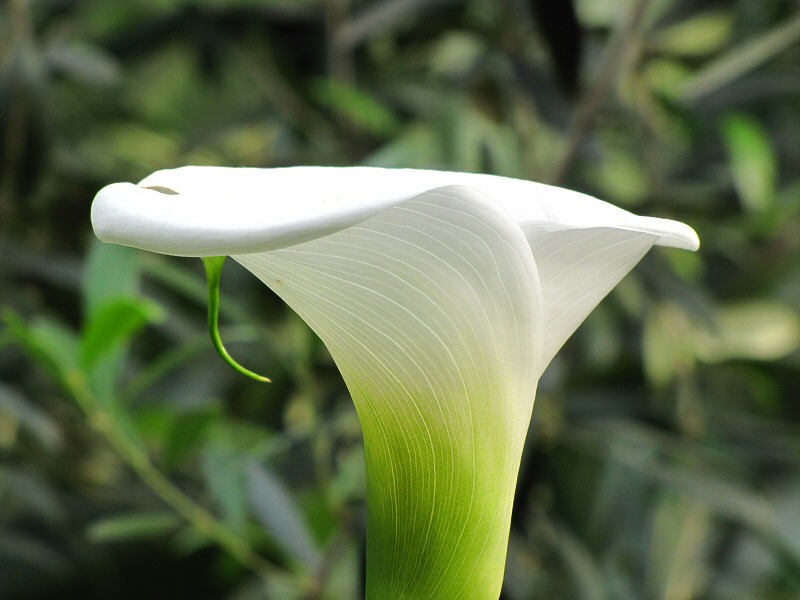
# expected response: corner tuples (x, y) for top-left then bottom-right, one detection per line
(202, 256), (272, 383)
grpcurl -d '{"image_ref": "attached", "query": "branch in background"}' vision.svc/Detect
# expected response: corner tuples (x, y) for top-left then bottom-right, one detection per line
(0, 0), (34, 220)
(682, 10), (800, 102)
(325, 0), (356, 84)
(334, 0), (457, 51)
(62, 372), (308, 594)
(549, 0), (652, 186)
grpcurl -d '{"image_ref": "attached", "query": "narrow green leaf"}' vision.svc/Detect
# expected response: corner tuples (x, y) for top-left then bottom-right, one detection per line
(44, 41), (121, 87)
(364, 124), (443, 168)
(83, 239), (140, 319)
(642, 302), (696, 386)
(0, 384), (62, 450)
(647, 498), (710, 600)
(161, 408), (220, 469)
(311, 79), (400, 136)
(694, 300), (800, 362)
(0, 528), (72, 577)
(650, 11), (734, 57)
(247, 461), (321, 570)
(79, 297), (165, 371)
(722, 113), (777, 213)
(538, 516), (607, 600)
(203, 439), (249, 535)
(2, 469), (65, 523)
(86, 511), (181, 543)
(1, 309), (80, 388)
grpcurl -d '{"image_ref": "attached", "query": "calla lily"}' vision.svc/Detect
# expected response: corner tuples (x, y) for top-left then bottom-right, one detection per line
(91, 166), (698, 599)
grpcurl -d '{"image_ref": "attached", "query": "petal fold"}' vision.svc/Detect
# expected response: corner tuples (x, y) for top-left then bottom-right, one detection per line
(521, 224), (658, 373)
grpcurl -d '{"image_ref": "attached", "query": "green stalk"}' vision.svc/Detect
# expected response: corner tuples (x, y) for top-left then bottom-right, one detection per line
(203, 256), (271, 383)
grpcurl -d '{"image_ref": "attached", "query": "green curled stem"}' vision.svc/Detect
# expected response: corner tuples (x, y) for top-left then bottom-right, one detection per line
(202, 256), (271, 383)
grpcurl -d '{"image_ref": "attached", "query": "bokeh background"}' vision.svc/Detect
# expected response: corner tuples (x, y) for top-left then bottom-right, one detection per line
(2, 0), (800, 598)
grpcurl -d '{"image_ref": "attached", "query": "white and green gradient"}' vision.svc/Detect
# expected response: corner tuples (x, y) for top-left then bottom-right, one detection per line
(91, 166), (698, 599)
(235, 187), (541, 597)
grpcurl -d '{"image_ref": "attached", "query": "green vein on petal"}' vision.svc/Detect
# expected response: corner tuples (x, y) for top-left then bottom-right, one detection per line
(233, 185), (543, 599)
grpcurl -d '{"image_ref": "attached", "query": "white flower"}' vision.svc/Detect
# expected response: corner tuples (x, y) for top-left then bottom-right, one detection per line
(92, 166), (698, 599)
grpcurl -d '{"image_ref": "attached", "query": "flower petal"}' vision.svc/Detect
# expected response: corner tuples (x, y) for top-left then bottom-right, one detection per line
(233, 185), (542, 598)
(92, 168), (405, 257)
(521, 224), (658, 373)
(91, 166), (699, 257)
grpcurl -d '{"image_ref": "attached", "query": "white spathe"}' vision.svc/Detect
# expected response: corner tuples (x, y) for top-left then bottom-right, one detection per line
(91, 166), (698, 599)
(93, 166), (698, 256)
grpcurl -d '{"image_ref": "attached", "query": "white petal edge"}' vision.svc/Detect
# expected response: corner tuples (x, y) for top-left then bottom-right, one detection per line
(91, 166), (699, 257)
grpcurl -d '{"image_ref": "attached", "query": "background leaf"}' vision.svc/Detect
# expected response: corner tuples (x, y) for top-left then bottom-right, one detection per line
(247, 461), (321, 571)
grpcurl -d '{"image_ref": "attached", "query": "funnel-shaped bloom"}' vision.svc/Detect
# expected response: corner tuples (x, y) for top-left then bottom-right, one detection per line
(91, 167), (698, 599)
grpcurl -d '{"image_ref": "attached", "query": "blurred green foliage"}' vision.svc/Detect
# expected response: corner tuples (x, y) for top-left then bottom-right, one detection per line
(1, 0), (800, 598)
